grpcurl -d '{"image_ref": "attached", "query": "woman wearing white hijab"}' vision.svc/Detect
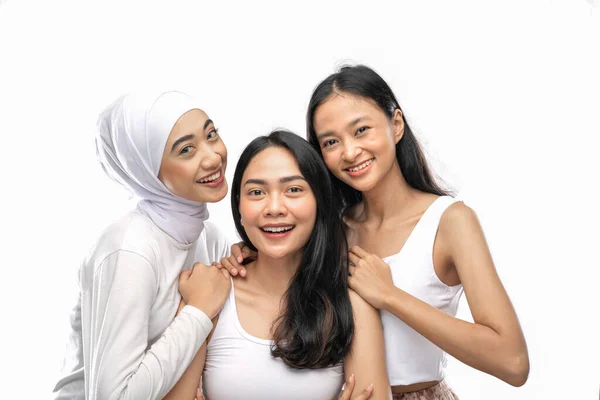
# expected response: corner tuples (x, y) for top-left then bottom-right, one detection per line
(52, 91), (232, 400)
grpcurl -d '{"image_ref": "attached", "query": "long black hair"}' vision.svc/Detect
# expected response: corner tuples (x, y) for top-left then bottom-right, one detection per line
(231, 130), (354, 369)
(307, 64), (450, 211)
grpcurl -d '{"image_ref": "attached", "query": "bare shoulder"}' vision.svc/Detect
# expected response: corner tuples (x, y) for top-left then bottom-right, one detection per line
(438, 201), (481, 234)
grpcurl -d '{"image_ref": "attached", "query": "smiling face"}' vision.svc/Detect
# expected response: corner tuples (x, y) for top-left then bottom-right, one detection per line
(158, 108), (228, 203)
(238, 146), (317, 261)
(312, 92), (404, 194)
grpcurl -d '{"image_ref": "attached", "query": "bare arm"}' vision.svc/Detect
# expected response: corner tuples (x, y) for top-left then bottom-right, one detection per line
(351, 203), (529, 386)
(344, 290), (392, 400)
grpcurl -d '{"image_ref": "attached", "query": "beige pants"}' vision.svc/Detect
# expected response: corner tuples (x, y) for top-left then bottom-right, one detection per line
(392, 381), (459, 400)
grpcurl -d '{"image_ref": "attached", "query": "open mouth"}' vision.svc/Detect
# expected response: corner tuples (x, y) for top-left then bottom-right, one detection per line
(260, 225), (295, 236)
(345, 158), (374, 173)
(196, 169), (224, 186)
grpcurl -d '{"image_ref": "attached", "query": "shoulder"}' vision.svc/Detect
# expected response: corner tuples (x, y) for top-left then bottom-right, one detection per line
(439, 200), (480, 233)
(83, 211), (162, 274)
(195, 220), (231, 262)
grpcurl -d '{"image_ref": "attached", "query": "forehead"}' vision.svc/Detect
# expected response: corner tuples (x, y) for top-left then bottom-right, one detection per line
(313, 92), (383, 130)
(243, 147), (302, 180)
(168, 109), (210, 139)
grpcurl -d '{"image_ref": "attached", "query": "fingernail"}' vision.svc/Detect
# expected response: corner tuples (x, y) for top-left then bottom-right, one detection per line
(240, 269), (246, 277)
(238, 256), (243, 263)
(350, 373), (355, 382)
(367, 383), (374, 391)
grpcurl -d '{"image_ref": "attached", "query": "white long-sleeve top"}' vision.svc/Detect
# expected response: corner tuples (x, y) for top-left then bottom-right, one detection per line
(52, 210), (231, 400)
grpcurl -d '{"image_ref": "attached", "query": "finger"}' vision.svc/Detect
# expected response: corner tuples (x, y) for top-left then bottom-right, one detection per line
(220, 267), (231, 279)
(352, 384), (374, 400)
(178, 269), (192, 284)
(220, 257), (239, 276)
(348, 252), (361, 266)
(349, 245), (369, 259)
(339, 374), (355, 400)
(348, 265), (356, 277)
(231, 242), (245, 263)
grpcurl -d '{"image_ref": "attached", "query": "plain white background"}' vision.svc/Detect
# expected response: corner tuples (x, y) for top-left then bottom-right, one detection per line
(1, 0), (599, 398)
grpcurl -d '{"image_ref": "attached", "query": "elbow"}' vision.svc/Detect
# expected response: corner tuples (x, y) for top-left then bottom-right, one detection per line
(502, 351), (530, 387)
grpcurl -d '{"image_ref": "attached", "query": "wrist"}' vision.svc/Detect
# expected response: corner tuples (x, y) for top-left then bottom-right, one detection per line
(381, 285), (400, 312)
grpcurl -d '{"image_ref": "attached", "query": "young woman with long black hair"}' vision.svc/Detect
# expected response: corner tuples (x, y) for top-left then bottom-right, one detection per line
(167, 130), (391, 400)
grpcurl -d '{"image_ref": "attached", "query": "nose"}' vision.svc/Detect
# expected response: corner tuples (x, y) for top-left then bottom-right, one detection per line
(342, 138), (363, 163)
(200, 148), (222, 171)
(264, 193), (287, 217)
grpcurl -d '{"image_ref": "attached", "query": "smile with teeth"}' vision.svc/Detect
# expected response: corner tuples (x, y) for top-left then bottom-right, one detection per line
(346, 158), (374, 172)
(197, 170), (221, 183)
(260, 226), (295, 233)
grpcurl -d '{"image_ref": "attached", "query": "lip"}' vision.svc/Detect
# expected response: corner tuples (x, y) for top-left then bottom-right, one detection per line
(344, 158), (375, 177)
(259, 224), (296, 239)
(196, 168), (225, 187)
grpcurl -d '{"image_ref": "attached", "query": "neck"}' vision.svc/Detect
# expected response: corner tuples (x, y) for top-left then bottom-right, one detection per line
(360, 161), (417, 224)
(250, 251), (302, 297)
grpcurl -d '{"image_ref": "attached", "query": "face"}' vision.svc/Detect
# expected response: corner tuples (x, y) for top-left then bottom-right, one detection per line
(239, 147), (317, 261)
(158, 109), (228, 203)
(312, 92), (404, 193)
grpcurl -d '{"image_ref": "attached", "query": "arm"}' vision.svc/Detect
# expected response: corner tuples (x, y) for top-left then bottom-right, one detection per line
(349, 203), (529, 386)
(82, 251), (214, 400)
(344, 290), (392, 400)
(163, 316), (219, 400)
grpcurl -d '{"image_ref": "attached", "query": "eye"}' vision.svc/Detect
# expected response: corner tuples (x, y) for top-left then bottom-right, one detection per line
(179, 145), (194, 155)
(248, 189), (264, 196)
(287, 187), (303, 194)
(356, 126), (369, 135)
(322, 139), (338, 148)
(207, 128), (220, 140)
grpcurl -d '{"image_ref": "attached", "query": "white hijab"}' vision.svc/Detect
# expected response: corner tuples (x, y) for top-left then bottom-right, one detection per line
(96, 90), (210, 244)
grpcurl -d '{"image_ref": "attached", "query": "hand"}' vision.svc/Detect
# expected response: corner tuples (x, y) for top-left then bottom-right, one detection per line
(348, 246), (395, 309)
(218, 242), (257, 277)
(194, 385), (204, 400)
(179, 262), (231, 319)
(339, 374), (374, 400)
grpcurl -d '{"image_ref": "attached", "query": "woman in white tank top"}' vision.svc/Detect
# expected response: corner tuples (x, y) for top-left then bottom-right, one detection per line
(302, 65), (531, 398)
(167, 131), (392, 400)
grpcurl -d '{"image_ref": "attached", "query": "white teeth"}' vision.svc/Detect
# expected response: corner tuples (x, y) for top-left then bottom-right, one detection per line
(198, 170), (221, 183)
(348, 159), (374, 172)
(262, 226), (293, 233)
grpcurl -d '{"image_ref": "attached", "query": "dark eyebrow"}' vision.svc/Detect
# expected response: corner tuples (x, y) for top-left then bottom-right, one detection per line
(203, 118), (214, 130)
(280, 175), (305, 184)
(171, 134), (195, 153)
(315, 116), (369, 140)
(243, 175), (306, 186)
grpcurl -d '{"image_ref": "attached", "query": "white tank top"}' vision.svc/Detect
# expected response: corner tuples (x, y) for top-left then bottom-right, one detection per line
(202, 281), (344, 400)
(381, 196), (464, 385)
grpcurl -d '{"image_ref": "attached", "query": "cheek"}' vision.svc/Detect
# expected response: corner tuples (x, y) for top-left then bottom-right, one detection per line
(294, 196), (317, 226)
(239, 200), (259, 225)
(215, 140), (228, 162)
(322, 151), (340, 172)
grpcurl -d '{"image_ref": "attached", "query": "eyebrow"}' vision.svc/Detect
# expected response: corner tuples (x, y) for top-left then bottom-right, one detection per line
(243, 175), (306, 186)
(170, 119), (215, 153)
(171, 134), (195, 153)
(316, 116), (369, 140)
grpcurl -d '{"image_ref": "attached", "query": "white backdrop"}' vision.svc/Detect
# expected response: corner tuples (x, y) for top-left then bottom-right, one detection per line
(1, 0), (598, 398)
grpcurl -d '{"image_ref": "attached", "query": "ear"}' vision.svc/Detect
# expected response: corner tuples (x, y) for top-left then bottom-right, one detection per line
(392, 109), (405, 144)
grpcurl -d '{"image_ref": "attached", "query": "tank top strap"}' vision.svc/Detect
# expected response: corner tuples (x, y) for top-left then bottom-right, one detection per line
(409, 196), (461, 260)
(208, 278), (238, 341)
